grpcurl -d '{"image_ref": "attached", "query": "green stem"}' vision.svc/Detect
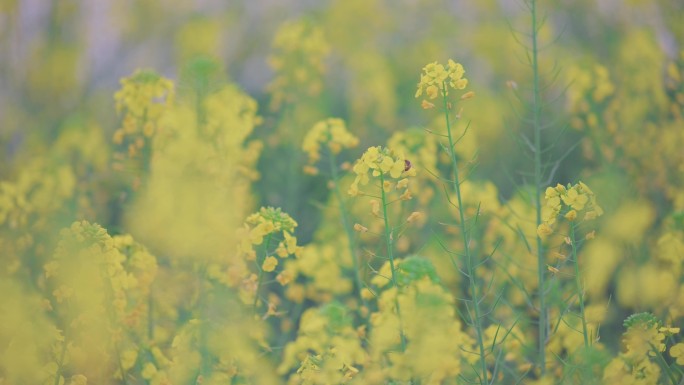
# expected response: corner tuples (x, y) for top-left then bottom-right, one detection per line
(114, 337), (130, 385)
(379, 172), (407, 352)
(652, 345), (678, 385)
(328, 148), (367, 311)
(441, 86), (488, 384)
(53, 336), (68, 385)
(195, 264), (212, 380)
(147, 290), (154, 342)
(569, 223), (589, 348)
(253, 269), (265, 312)
(100, 261), (130, 385)
(281, 104), (300, 214)
(529, 0), (547, 374)
(253, 234), (272, 314)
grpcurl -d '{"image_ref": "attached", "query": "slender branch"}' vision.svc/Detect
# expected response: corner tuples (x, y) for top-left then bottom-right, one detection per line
(529, 0), (548, 374)
(327, 147), (368, 311)
(569, 223), (589, 348)
(440, 84), (488, 384)
(379, 172), (407, 352)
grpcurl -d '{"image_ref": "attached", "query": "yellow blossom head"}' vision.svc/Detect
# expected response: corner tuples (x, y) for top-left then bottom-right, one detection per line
(539, 181), (603, 235)
(348, 146), (416, 197)
(415, 59), (469, 102)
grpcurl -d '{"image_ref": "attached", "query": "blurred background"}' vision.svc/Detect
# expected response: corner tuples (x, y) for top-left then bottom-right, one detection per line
(1, 0), (681, 232)
(0, 0), (683, 383)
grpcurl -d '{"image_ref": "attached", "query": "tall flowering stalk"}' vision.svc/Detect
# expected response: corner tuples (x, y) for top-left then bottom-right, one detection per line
(538, 182), (603, 350)
(112, 69), (174, 188)
(348, 146), (417, 351)
(528, 0), (548, 373)
(302, 118), (365, 306)
(267, 19), (331, 215)
(231, 207), (300, 313)
(416, 60), (489, 383)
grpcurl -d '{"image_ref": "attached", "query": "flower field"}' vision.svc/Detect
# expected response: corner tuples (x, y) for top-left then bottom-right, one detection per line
(1, 1), (683, 384)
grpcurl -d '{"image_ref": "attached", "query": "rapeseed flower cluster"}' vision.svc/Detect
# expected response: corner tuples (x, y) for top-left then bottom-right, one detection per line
(415, 59), (468, 107)
(125, 71), (263, 261)
(0, 160), (75, 231)
(285, 240), (354, 303)
(112, 70), (174, 179)
(41, 221), (159, 384)
(302, 118), (359, 170)
(537, 182), (603, 237)
(364, 257), (478, 384)
(267, 20), (330, 110)
(603, 313), (681, 384)
(278, 302), (366, 384)
(348, 146), (416, 198)
(566, 65), (615, 119)
(386, 129), (438, 207)
(213, 207), (300, 307)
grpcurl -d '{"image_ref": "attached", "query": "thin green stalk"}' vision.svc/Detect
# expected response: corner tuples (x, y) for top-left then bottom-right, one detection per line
(327, 148), (367, 310)
(195, 264), (212, 380)
(529, 0), (547, 374)
(253, 269), (265, 312)
(379, 172), (407, 352)
(281, 104), (301, 214)
(253, 234), (273, 314)
(114, 337), (130, 385)
(569, 224), (589, 348)
(147, 291), (154, 341)
(53, 337), (68, 385)
(102, 281), (130, 385)
(440, 86), (488, 384)
(652, 345), (678, 385)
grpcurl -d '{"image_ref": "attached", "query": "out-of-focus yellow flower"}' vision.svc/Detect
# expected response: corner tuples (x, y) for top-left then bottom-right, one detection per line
(370, 200), (380, 216)
(659, 326), (680, 335)
(302, 118), (359, 165)
(141, 362), (157, 379)
(421, 100), (435, 109)
(120, 349), (138, 371)
(267, 20), (330, 110)
(68, 374), (88, 385)
(112, 70), (174, 181)
(537, 223), (553, 237)
(622, 313), (666, 359)
(670, 343), (684, 365)
(353, 223), (368, 232)
(564, 209), (577, 221)
(262, 256), (278, 272)
(278, 302), (367, 383)
(276, 269), (295, 286)
(461, 91), (475, 100)
(406, 211), (422, 223)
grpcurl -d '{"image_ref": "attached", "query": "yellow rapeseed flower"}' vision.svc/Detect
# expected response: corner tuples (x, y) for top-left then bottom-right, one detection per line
(415, 59), (469, 102)
(348, 146), (416, 197)
(262, 256), (278, 272)
(670, 343), (684, 365)
(302, 118), (359, 165)
(539, 181), (603, 236)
